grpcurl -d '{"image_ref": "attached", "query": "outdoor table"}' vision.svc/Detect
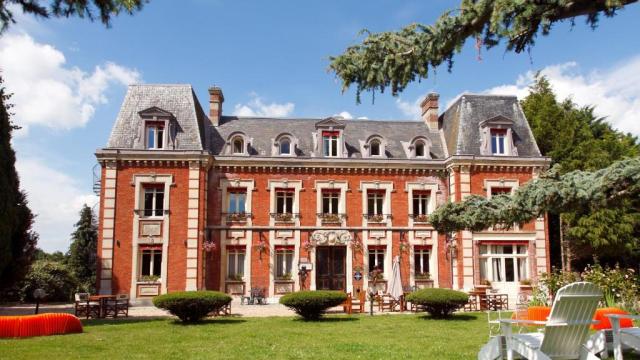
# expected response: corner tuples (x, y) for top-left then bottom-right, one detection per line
(89, 295), (116, 318)
(474, 293), (508, 311)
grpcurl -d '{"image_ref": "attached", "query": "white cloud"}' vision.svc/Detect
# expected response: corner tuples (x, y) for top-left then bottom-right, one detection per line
(0, 32), (140, 133)
(335, 111), (353, 119)
(233, 93), (294, 117)
(17, 158), (99, 252)
(484, 56), (640, 136)
(395, 97), (422, 119)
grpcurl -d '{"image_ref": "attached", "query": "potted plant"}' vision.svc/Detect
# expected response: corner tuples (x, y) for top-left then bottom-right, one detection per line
(276, 272), (293, 281)
(414, 272), (434, 288)
(139, 275), (160, 283)
(413, 214), (429, 223)
(475, 279), (492, 292)
(227, 274), (244, 282)
(321, 213), (341, 223)
(227, 212), (248, 222)
(368, 214), (384, 223)
(274, 213), (293, 222)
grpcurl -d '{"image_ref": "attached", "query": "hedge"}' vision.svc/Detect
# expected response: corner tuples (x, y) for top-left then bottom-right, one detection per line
(279, 290), (347, 320)
(406, 288), (469, 318)
(153, 291), (231, 323)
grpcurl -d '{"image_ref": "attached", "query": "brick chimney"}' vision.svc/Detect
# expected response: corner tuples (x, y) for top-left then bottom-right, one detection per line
(420, 92), (439, 131)
(208, 86), (224, 126)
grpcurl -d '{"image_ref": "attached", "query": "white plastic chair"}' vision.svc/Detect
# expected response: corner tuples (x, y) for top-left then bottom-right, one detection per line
(607, 314), (640, 360)
(478, 282), (602, 360)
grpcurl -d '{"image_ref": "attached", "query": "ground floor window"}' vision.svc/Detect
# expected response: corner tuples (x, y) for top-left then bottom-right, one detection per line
(479, 243), (528, 283)
(139, 248), (162, 281)
(227, 248), (245, 281)
(275, 247), (294, 280)
(414, 247), (430, 277)
(368, 246), (385, 274)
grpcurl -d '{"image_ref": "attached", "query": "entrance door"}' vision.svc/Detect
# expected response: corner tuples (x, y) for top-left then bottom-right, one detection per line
(316, 246), (346, 290)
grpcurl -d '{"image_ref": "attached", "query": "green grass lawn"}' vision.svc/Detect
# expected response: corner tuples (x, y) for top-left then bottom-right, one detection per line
(0, 313), (490, 359)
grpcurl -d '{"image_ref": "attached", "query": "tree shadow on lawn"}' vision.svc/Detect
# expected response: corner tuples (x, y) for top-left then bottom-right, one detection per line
(291, 316), (360, 323)
(82, 318), (168, 327)
(169, 318), (248, 326)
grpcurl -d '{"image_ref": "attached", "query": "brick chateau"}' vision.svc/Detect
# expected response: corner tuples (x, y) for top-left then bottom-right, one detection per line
(95, 85), (550, 303)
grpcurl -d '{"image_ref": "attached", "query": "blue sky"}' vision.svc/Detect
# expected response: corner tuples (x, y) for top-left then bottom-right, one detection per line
(1, 0), (639, 252)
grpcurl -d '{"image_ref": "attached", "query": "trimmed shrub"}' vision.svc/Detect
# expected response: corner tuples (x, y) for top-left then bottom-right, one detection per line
(279, 290), (347, 320)
(406, 288), (468, 318)
(153, 291), (231, 323)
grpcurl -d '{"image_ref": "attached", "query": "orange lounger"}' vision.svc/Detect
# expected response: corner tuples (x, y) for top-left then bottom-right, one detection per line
(0, 313), (83, 338)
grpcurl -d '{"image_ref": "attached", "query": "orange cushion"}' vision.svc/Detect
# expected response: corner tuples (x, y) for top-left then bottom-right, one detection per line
(593, 307), (634, 330)
(0, 313), (83, 338)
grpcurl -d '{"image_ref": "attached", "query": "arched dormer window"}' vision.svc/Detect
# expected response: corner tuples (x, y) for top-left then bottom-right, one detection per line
(228, 133), (248, 155)
(410, 136), (431, 159)
(280, 138), (291, 155)
(370, 139), (381, 156)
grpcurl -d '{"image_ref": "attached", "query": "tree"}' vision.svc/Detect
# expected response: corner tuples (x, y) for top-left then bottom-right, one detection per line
(329, 0), (637, 101)
(0, 77), (37, 297)
(1, 0), (147, 33)
(520, 76), (640, 269)
(67, 205), (98, 293)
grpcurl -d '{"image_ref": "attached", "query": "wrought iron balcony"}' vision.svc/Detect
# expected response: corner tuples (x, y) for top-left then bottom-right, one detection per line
(222, 212), (252, 222)
(409, 213), (430, 223)
(317, 213), (346, 223)
(363, 214), (391, 222)
(270, 212), (300, 222)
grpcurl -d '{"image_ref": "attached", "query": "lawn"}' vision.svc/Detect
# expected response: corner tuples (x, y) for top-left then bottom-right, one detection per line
(0, 313), (489, 359)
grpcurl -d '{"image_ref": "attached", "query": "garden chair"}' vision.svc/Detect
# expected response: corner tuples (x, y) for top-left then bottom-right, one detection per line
(249, 287), (266, 305)
(478, 282), (602, 360)
(104, 294), (129, 318)
(74, 293), (100, 319)
(607, 314), (640, 360)
(378, 294), (400, 312)
(351, 290), (366, 313)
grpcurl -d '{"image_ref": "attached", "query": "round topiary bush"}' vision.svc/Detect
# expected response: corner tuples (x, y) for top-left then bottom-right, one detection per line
(153, 291), (232, 323)
(279, 290), (347, 320)
(406, 288), (469, 318)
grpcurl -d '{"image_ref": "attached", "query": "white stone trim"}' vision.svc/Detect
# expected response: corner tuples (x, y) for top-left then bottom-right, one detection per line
(267, 179), (303, 226)
(99, 164), (117, 294)
(130, 173), (173, 298)
(185, 164), (200, 290)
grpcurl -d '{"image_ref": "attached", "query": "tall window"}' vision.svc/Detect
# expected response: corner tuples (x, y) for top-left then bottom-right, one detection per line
(275, 247), (294, 279)
(322, 190), (340, 214)
(146, 123), (165, 149)
(490, 187), (512, 196)
(139, 248), (162, 280)
(369, 140), (381, 156)
(367, 191), (384, 215)
(412, 192), (430, 216)
(322, 131), (339, 157)
(279, 138), (291, 155)
(228, 189), (247, 213)
(276, 190), (294, 214)
(368, 247), (385, 273)
(415, 141), (425, 157)
(227, 248), (245, 280)
(232, 137), (244, 154)
(491, 129), (507, 155)
(479, 244), (527, 283)
(143, 186), (164, 217)
(414, 248), (430, 276)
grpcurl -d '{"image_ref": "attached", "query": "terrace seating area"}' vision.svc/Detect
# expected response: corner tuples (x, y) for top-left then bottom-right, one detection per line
(74, 293), (130, 319)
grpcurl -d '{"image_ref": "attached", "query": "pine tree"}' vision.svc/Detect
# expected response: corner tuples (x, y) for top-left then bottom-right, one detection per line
(67, 204), (98, 293)
(0, 76), (38, 296)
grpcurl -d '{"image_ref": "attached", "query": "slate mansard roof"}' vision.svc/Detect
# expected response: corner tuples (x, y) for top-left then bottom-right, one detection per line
(104, 84), (543, 160)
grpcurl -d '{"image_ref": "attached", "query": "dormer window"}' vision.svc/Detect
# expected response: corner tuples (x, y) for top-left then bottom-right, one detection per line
(280, 138), (291, 155)
(323, 131), (339, 157)
(232, 137), (244, 154)
(491, 129), (507, 155)
(370, 140), (381, 156)
(146, 122), (165, 150)
(415, 142), (425, 157)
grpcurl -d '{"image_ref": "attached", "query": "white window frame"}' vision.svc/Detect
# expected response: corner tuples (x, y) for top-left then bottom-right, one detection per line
(414, 248), (430, 275)
(368, 247), (386, 273)
(479, 244), (528, 283)
(275, 248), (294, 278)
(367, 191), (384, 215)
(323, 134), (339, 157)
(227, 249), (246, 279)
(138, 249), (162, 280)
(491, 130), (507, 155)
(146, 123), (165, 150)
(412, 192), (431, 216)
(369, 139), (381, 157)
(143, 186), (164, 217)
(227, 190), (247, 213)
(276, 191), (294, 214)
(414, 141), (426, 157)
(279, 138), (292, 155)
(322, 191), (340, 215)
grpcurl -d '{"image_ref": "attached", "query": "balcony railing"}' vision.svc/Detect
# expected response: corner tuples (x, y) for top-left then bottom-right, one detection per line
(363, 214), (392, 223)
(222, 212), (252, 223)
(409, 213), (430, 223)
(134, 209), (170, 217)
(270, 213), (300, 223)
(317, 213), (346, 223)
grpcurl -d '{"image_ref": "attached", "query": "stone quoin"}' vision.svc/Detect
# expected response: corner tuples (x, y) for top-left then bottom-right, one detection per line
(95, 84), (550, 305)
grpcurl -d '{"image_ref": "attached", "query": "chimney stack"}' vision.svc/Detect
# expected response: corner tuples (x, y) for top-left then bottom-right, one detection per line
(420, 92), (439, 131)
(208, 86), (224, 126)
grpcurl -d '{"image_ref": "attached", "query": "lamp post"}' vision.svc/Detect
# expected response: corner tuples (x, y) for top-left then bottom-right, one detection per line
(33, 288), (46, 314)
